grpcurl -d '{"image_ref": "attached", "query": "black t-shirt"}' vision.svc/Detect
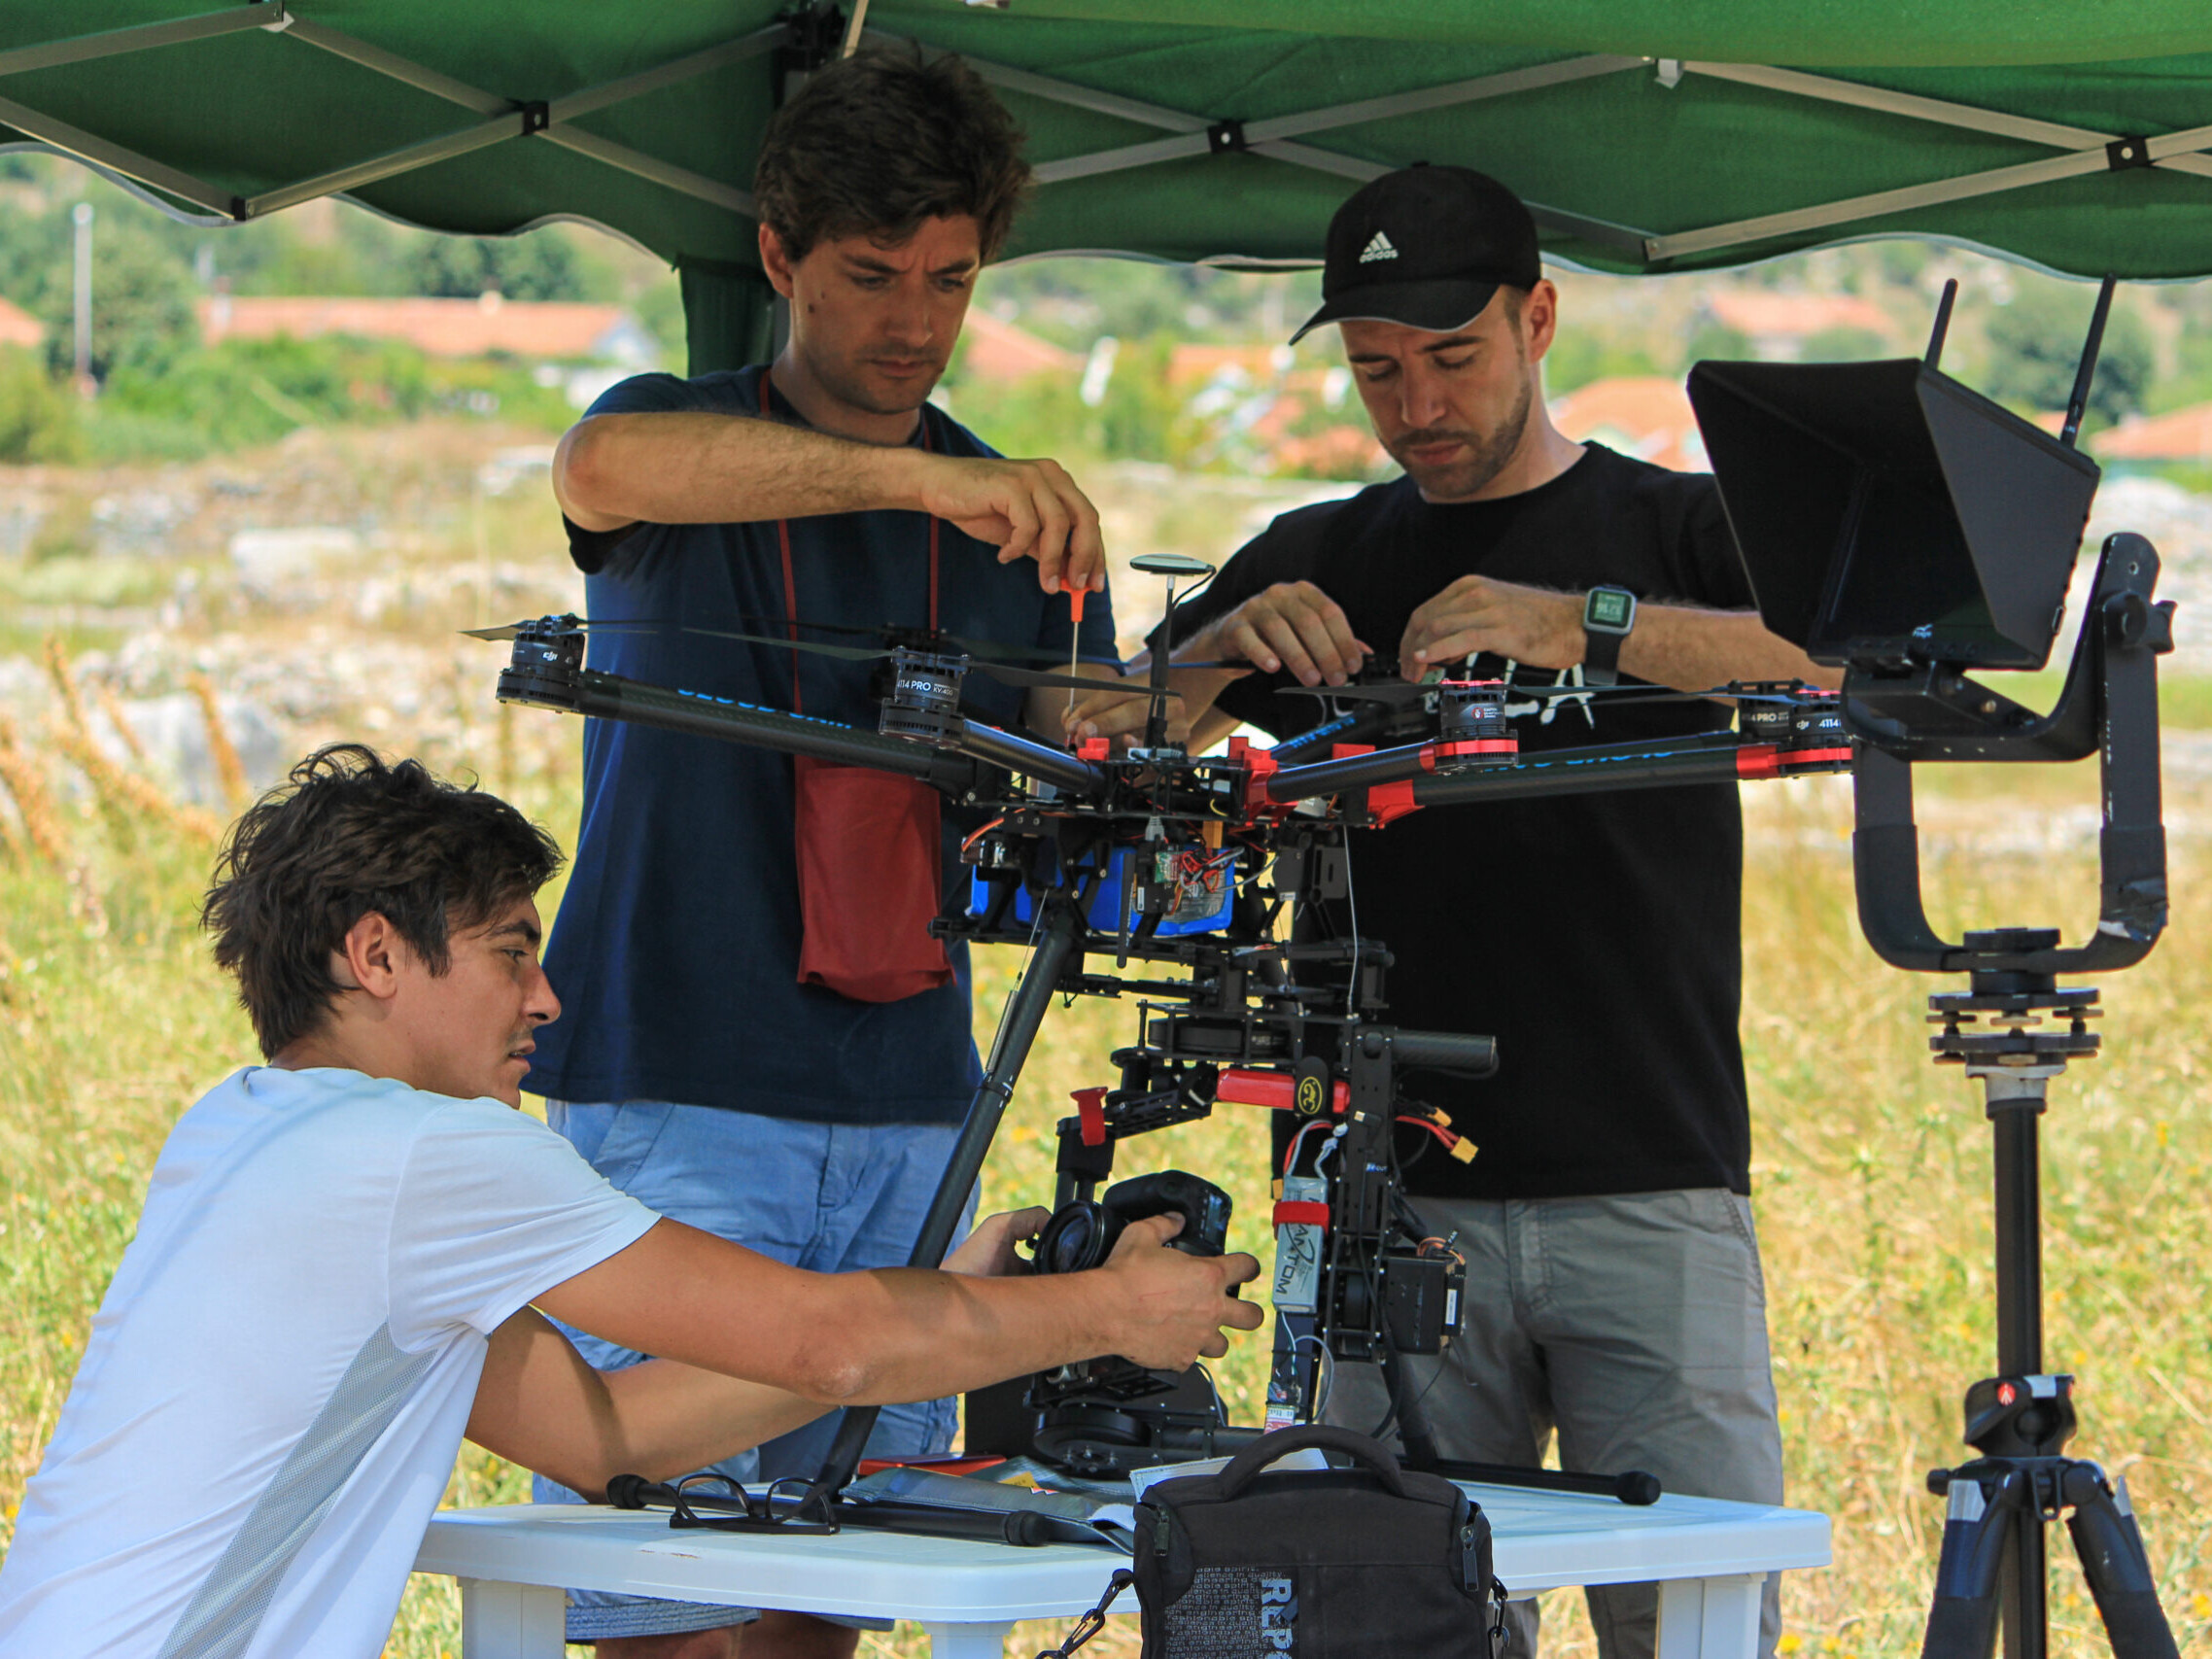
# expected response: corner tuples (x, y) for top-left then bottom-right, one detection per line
(1169, 444), (1759, 1199)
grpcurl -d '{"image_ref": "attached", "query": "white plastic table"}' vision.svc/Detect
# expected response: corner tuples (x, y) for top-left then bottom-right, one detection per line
(417, 1485), (1829, 1659)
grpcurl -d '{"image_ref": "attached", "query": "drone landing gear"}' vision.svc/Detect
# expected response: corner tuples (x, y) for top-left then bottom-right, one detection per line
(1918, 931), (2176, 1659)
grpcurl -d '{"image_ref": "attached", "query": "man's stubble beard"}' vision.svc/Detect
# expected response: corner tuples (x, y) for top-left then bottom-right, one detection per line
(1388, 372), (1535, 502)
(803, 336), (947, 419)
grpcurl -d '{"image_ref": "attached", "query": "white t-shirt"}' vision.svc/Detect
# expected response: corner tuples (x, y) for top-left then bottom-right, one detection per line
(0, 1065), (660, 1658)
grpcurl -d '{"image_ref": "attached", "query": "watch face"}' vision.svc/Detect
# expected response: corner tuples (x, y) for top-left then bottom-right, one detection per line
(1587, 589), (1634, 631)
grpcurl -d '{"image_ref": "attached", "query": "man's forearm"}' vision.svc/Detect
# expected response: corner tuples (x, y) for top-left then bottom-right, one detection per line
(787, 1266), (1131, 1405)
(556, 411), (927, 531)
(468, 1307), (830, 1500)
(537, 1221), (1133, 1409)
(1617, 604), (1840, 695)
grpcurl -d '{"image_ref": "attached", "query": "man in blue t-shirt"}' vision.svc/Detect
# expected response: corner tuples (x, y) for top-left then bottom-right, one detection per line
(528, 51), (1119, 1659)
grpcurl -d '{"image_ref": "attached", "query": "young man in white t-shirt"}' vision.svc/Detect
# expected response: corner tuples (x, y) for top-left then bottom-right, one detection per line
(0, 745), (1261, 1659)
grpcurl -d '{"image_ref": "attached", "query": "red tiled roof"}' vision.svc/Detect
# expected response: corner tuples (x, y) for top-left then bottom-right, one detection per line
(2093, 403), (2212, 461)
(0, 296), (42, 351)
(956, 310), (1082, 382)
(197, 294), (633, 359)
(1705, 291), (1894, 341)
(1549, 375), (1705, 472)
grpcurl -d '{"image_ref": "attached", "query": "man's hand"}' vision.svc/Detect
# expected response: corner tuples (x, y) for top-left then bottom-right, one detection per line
(1194, 580), (1372, 687)
(1062, 676), (1196, 748)
(913, 452), (1105, 596)
(1096, 1214), (1264, 1370)
(943, 1207), (1051, 1276)
(1400, 574), (1583, 677)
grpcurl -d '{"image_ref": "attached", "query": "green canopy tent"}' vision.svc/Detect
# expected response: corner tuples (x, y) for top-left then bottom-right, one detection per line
(3, 1), (2212, 371)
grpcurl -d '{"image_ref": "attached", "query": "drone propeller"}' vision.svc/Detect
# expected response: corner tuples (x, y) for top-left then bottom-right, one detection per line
(685, 626), (1181, 703)
(465, 611), (1115, 670)
(1276, 679), (1810, 709)
(1496, 681), (1811, 708)
(1275, 682), (1431, 708)
(717, 612), (1113, 669)
(462, 615), (664, 642)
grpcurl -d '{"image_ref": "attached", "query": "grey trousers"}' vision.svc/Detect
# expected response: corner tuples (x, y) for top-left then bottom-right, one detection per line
(1323, 1188), (1785, 1659)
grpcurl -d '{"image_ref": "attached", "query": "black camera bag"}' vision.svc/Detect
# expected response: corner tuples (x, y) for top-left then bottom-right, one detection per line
(1130, 1424), (1501, 1659)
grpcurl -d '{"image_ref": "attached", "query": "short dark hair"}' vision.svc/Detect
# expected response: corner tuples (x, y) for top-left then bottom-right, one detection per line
(201, 745), (564, 1059)
(753, 49), (1031, 263)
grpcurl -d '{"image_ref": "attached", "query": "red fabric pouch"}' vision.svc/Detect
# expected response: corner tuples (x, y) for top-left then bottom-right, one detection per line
(789, 753), (954, 1002)
(762, 369), (954, 1003)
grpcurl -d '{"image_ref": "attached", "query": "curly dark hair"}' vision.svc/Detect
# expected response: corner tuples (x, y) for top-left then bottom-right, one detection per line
(201, 744), (564, 1059)
(753, 48), (1031, 263)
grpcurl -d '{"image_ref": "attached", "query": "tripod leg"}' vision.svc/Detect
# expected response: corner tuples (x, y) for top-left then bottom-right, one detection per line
(2062, 1468), (2179, 1659)
(1921, 1472), (2022, 1659)
(2002, 1493), (2047, 1659)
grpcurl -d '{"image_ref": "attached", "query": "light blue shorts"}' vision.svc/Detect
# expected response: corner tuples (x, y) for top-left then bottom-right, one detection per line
(532, 1101), (976, 1642)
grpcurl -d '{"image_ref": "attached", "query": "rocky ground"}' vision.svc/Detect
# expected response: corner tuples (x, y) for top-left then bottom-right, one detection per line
(0, 423), (1346, 811)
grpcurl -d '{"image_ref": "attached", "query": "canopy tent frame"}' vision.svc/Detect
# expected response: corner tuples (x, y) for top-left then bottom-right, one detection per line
(2, 2), (2211, 275)
(0, 3), (767, 225)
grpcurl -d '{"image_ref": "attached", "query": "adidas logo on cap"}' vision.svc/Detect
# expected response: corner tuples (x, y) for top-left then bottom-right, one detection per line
(1358, 230), (1397, 263)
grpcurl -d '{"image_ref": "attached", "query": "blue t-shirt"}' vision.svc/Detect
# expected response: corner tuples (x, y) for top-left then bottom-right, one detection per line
(528, 366), (1118, 1122)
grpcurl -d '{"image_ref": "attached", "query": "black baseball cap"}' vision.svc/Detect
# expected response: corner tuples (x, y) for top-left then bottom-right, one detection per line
(1289, 164), (1541, 345)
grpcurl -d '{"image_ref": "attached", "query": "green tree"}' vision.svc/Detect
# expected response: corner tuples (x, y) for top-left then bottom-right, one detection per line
(1680, 322), (1750, 370)
(0, 345), (81, 462)
(407, 233), (586, 301)
(1984, 286), (2153, 425)
(1877, 241), (1932, 286)
(1799, 326), (1888, 362)
(66, 232), (199, 385)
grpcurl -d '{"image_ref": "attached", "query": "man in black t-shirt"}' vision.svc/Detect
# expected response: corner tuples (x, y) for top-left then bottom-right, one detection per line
(1070, 168), (1836, 1659)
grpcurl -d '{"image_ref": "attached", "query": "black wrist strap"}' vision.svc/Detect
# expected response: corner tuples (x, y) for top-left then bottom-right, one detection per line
(1583, 624), (1624, 685)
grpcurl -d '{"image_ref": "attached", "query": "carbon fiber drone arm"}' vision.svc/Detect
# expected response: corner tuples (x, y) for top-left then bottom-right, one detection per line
(494, 621), (1107, 793)
(499, 652), (948, 778)
(1260, 721), (1850, 812)
(947, 716), (1106, 795)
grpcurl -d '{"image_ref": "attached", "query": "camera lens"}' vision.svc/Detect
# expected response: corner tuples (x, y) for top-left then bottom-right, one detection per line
(1033, 1202), (1123, 1275)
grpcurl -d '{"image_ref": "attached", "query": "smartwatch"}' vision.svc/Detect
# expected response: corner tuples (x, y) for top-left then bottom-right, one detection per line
(1581, 586), (1637, 686)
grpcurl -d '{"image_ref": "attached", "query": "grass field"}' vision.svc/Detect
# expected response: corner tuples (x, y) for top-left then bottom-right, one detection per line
(3, 653), (2212, 1659)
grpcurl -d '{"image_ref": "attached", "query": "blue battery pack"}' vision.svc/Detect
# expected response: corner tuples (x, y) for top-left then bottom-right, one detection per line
(970, 845), (1237, 937)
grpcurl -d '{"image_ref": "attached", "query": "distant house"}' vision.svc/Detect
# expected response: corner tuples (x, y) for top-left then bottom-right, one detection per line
(196, 292), (657, 366)
(956, 311), (1082, 382)
(2092, 403), (2212, 465)
(0, 296), (42, 352)
(1550, 375), (1706, 471)
(1696, 291), (1897, 361)
(1168, 343), (1296, 389)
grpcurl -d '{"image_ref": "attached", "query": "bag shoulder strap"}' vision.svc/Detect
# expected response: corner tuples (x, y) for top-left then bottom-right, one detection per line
(759, 369), (940, 714)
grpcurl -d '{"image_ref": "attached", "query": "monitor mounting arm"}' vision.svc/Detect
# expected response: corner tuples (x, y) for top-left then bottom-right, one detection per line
(1850, 533), (2172, 975)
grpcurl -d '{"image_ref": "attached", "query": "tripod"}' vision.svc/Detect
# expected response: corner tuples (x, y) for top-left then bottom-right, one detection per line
(1918, 928), (2175, 1659)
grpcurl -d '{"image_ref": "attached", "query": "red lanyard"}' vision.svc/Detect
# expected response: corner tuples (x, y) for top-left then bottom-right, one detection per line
(760, 370), (939, 713)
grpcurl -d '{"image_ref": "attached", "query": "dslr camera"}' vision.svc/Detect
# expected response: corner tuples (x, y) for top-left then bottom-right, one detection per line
(1025, 1170), (1233, 1275)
